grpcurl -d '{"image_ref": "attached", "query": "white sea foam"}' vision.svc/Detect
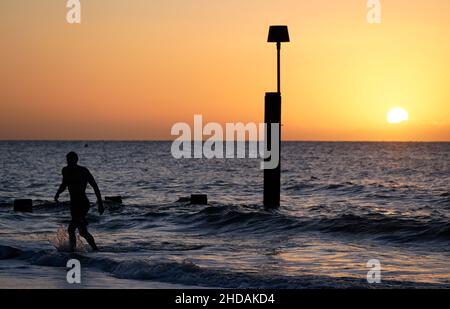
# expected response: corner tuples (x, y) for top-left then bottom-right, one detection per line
(48, 226), (87, 253)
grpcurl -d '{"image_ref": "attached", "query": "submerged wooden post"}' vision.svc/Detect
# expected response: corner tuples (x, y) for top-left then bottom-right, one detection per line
(14, 199), (33, 213)
(190, 194), (208, 205)
(264, 93), (281, 209)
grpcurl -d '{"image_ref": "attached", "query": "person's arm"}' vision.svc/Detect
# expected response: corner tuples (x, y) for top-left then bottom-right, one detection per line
(87, 171), (104, 215)
(54, 169), (67, 202)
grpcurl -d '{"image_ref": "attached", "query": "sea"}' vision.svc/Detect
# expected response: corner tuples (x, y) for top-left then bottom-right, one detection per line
(0, 141), (449, 288)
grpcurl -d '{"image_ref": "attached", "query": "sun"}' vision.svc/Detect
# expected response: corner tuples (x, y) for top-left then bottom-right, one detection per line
(387, 108), (409, 124)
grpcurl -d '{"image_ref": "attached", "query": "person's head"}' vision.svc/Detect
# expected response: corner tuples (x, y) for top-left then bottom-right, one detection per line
(66, 152), (79, 166)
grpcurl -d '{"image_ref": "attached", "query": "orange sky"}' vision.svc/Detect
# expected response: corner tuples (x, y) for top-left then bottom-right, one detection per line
(0, 0), (449, 141)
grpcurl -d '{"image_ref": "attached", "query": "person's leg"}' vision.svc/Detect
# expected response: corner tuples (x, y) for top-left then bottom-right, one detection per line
(68, 222), (77, 252)
(78, 224), (99, 251)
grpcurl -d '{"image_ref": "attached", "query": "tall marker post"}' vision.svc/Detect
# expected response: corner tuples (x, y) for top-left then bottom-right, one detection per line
(264, 25), (290, 209)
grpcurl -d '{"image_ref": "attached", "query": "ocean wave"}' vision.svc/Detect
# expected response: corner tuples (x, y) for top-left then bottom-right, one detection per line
(0, 245), (441, 289)
(1, 197), (448, 243)
(285, 181), (364, 193)
(0, 245), (22, 259)
(175, 205), (450, 242)
(284, 180), (433, 197)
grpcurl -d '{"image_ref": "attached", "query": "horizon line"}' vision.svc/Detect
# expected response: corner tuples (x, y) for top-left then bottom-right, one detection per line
(1, 139), (450, 143)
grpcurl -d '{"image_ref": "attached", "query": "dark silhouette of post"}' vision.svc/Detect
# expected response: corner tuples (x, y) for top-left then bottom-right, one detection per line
(14, 199), (33, 213)
(264, 26), (289, 209)
(264, 93), (281, 208)
(190, 194), (208, 205)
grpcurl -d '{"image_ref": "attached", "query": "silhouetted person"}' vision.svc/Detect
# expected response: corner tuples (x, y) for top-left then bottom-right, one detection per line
(55, 152), (104, 252)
